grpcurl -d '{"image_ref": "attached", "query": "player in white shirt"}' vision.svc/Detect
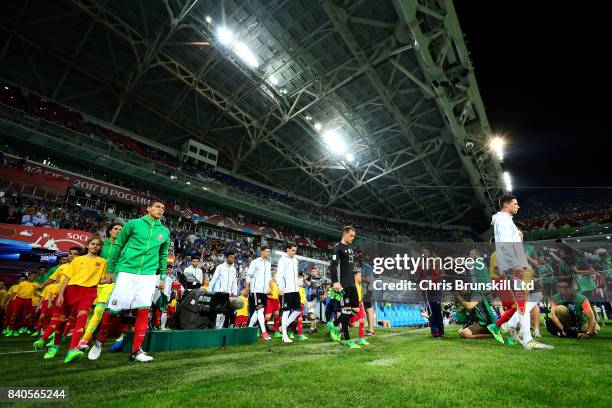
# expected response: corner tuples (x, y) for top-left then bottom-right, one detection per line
(209, 251), (237, 328)
(491, 194), (553, 350)
(276, 243), (301, 343)
(246, 246), (272, 340)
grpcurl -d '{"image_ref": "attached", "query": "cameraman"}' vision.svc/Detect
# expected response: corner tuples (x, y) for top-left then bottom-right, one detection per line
(546, 277), (599, 338)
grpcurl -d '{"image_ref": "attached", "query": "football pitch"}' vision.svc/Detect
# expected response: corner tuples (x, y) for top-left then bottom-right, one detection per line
(1, 325), (610, 408)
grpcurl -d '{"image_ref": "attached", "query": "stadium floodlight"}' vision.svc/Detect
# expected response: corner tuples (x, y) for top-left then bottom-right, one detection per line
(489, 136), (505, 161)
(205, 16), (212, 23)
(322, 130), (347, 155)
(233, 41), (259, 68)
(345, 153), (354, 162)
(216, 27), (234, 46)
(305, 115), (312, 121)
(503, 171), (512, 192)
(186, 181), (191, 185)
(267, 75), (278, 86)
(314, 122), (322, 131)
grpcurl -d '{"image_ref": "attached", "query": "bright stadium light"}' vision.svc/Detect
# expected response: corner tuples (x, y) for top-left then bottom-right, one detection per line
(503, 171), (513, 192)
(489, 136), (505, 161)
(345, 153), (355, 162)
(322, 130), (347, 155)
(205, 15), (212, 23)
(267, 75), (278, 86)
(314, 122), (322, 131)
(233, 41), (259, 68)
(216, 27), (234, 46)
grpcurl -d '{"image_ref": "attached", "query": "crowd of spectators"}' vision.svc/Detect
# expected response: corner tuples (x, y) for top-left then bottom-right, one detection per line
(0, 179), (331, 263)
(1, 81), (479, 242)
(516, 198), (612, 231)
(0, 185), (104, 233)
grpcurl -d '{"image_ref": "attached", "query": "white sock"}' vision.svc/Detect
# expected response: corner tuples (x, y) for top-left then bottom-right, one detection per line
(287, 310), (301, 326)
(248, 310), (259, 328)
(507, 311), (520, 328)
(216, 314), (225, 328)
(281, 311), (289, 336)
(257, 308), (267, 333)
(160, 312), (167, 328)
(517, 303), (535, 344)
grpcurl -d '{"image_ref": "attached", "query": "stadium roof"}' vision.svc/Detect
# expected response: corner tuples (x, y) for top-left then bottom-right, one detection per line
(0, 0), (504, 228)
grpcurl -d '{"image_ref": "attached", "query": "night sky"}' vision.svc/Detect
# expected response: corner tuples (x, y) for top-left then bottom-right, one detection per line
(454, 1), (611, 204)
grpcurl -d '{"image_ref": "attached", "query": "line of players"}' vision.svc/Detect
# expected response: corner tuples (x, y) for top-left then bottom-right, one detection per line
(2, 201), (171, 363)
(1, 201), (369, 363)
(240, 226), (371, 348)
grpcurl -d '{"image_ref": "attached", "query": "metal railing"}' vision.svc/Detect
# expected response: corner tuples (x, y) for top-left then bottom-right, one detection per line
(66, 196), (117, 215)
(0, 177), (62, 203)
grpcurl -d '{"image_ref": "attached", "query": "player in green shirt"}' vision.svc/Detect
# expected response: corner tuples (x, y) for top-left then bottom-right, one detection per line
(456, 291), (495, 339)
(546, 277), (599, 338)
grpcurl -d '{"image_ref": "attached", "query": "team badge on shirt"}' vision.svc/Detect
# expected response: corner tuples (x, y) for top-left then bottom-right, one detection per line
(157, 234), (164, 241)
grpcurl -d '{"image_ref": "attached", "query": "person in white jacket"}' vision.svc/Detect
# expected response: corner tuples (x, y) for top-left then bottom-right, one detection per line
(182, 256), (203, 291)
(246, 246), (272, 340)
(491, 194), (552, 350)
(209, 251), (237, 328)
(276, 243), (301, 343)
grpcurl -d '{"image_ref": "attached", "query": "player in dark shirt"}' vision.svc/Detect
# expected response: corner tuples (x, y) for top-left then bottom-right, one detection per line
(328, 226), (361, 349)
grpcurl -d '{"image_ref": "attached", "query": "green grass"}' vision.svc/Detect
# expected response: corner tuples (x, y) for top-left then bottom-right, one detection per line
(1, 325), (611, 408)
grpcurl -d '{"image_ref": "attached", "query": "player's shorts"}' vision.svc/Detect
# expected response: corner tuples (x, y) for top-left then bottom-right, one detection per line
(280, 292), (301, 310)
(249, 293), (268, 310)
(265, 298), (280, 314)
(63, 285), (97, 315)
(341, 286), (359, 309)
(107, 272), (158, 311)
(363, 300), (372, 309)
(95, 283), (114, 304)
(234, 315), (248, 327)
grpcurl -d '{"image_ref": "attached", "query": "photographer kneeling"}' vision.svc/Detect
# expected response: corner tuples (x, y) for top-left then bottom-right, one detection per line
(546, 278), (600, 339)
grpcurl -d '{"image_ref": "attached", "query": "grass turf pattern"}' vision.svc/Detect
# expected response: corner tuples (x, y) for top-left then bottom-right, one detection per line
(0, 325), (610, 408)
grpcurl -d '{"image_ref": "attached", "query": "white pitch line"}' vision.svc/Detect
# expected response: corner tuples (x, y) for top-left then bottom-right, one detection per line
(0, 350), (40, 355)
